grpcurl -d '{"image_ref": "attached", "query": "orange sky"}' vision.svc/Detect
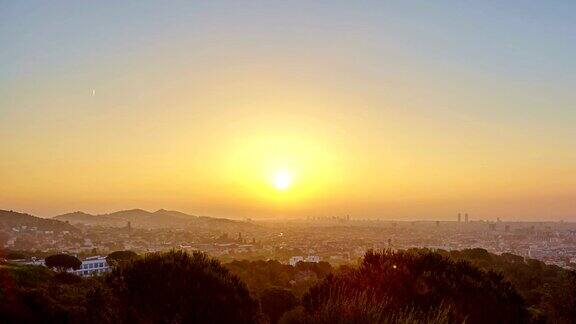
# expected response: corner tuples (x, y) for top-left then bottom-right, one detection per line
(1, 2), (575, 220)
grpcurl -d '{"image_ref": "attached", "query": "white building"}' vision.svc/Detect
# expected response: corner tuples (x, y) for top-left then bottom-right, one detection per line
(13, 255), (110, 277)
(289, 256), (304, 266)
(13, 257), (44, 266)
(70, 256), (110, 277)
(289, 255), (321, 266)
(306, 255), (320, 263)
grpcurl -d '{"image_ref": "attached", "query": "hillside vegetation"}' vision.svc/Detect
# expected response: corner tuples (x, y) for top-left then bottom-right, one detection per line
(1, 248), (575, 323)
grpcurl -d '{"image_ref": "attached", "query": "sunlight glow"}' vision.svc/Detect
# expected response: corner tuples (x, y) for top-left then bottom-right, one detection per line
(272, 170), (293, 191)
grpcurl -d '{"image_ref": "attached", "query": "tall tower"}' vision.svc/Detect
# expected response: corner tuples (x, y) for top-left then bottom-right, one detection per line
(458, 213), (461, 222)
(465, 213), (469, 223)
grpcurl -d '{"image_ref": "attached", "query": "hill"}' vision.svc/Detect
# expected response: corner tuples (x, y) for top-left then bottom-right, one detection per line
(54, 211), (123, 227)
(0, 210), (78, 233)
(53, 208), (257, 231)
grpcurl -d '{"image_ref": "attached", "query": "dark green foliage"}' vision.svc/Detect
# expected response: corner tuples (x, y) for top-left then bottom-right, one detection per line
(226, 260), (295, 294)
(428, 248), (576, 323)
(1, 249), (575, 324)
(1, 252), (258, 324)
(106, 250), (138, 267)
(260, 287), (298, 323)
(0, 263), (95, 323)
(303, 250), (528, 324)
(45, 254), (82, 272)
(53, 272), (83, 285)
(541, 270), (576, 324)
(83, 281), (121, 323)
(225, 259), (333, 297)
(3, 250), (27, 260)
(279, 296), (451, 324)
(107, 250), (258, 324)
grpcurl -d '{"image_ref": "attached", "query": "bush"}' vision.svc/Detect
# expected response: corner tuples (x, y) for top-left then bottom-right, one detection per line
(260, 287), (298, 323)
(302, 250), (528, 324)
(279, 296), (450, 324)
(45, 254), (82, 272)
(106, 250), (138, 267)
(107, 250), (257, 324)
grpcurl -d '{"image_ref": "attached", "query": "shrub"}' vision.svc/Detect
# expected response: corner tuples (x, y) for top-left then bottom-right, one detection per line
(45, 254), (82, 272)
(260, 287), (298, 323)
(107, 250), (257, 324)
(302, 250), (528, 324)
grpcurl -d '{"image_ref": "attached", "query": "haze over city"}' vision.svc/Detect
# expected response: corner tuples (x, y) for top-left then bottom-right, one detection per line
(2, 1), (575, 220)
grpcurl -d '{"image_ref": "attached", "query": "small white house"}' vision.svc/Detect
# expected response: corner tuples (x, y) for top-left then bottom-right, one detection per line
(306, 255), (320, 263)
(70, 256), (110, 277)
(289, 256), (304, 266)
(289, 255), (321, 266)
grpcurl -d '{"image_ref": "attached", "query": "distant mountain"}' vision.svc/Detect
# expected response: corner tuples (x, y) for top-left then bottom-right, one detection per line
(54, 211), (124, 227)
(53, 209), (257, 230)
(153, 209), (195, 220)
(102, 208), (197, 227)
(0, 210), (78, 233)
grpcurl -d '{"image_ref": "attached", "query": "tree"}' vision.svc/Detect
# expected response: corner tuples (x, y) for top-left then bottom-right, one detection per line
(107, 250), (257, 324)
(3, 250), (27, 260)
(106, 250), (138, 267)
(0, 263), (86, 323)
(260, 287), (298, 323)
(302, 250), (528, 324)
(436, 247), (576, 322)
(541, 270), (576, 324)
(45, 254), (82, 272)
(225, 259), (333, 298)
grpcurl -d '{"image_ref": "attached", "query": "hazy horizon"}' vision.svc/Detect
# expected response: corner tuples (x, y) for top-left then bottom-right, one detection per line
(2, 1), (575, 220)
(2, 206), (573, 223)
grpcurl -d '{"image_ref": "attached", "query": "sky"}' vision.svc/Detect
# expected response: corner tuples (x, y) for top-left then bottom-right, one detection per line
(1, 1), (575, 220)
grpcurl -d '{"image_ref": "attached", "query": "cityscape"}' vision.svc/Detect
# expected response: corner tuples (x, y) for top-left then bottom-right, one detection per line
(2, 1), (576, 323)
(4, 209), (576, 270)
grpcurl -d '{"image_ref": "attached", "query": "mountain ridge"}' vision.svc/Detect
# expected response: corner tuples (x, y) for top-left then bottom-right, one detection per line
(0, 210), (79, 232)
(53, 208), (256, 230)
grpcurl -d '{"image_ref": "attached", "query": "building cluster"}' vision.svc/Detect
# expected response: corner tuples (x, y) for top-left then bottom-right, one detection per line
(4, 217), (576, 270)
(1, 224), (76, 251)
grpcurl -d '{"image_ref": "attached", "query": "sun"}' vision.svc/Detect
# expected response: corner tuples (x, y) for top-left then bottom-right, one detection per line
(272, 169), (293, 191)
